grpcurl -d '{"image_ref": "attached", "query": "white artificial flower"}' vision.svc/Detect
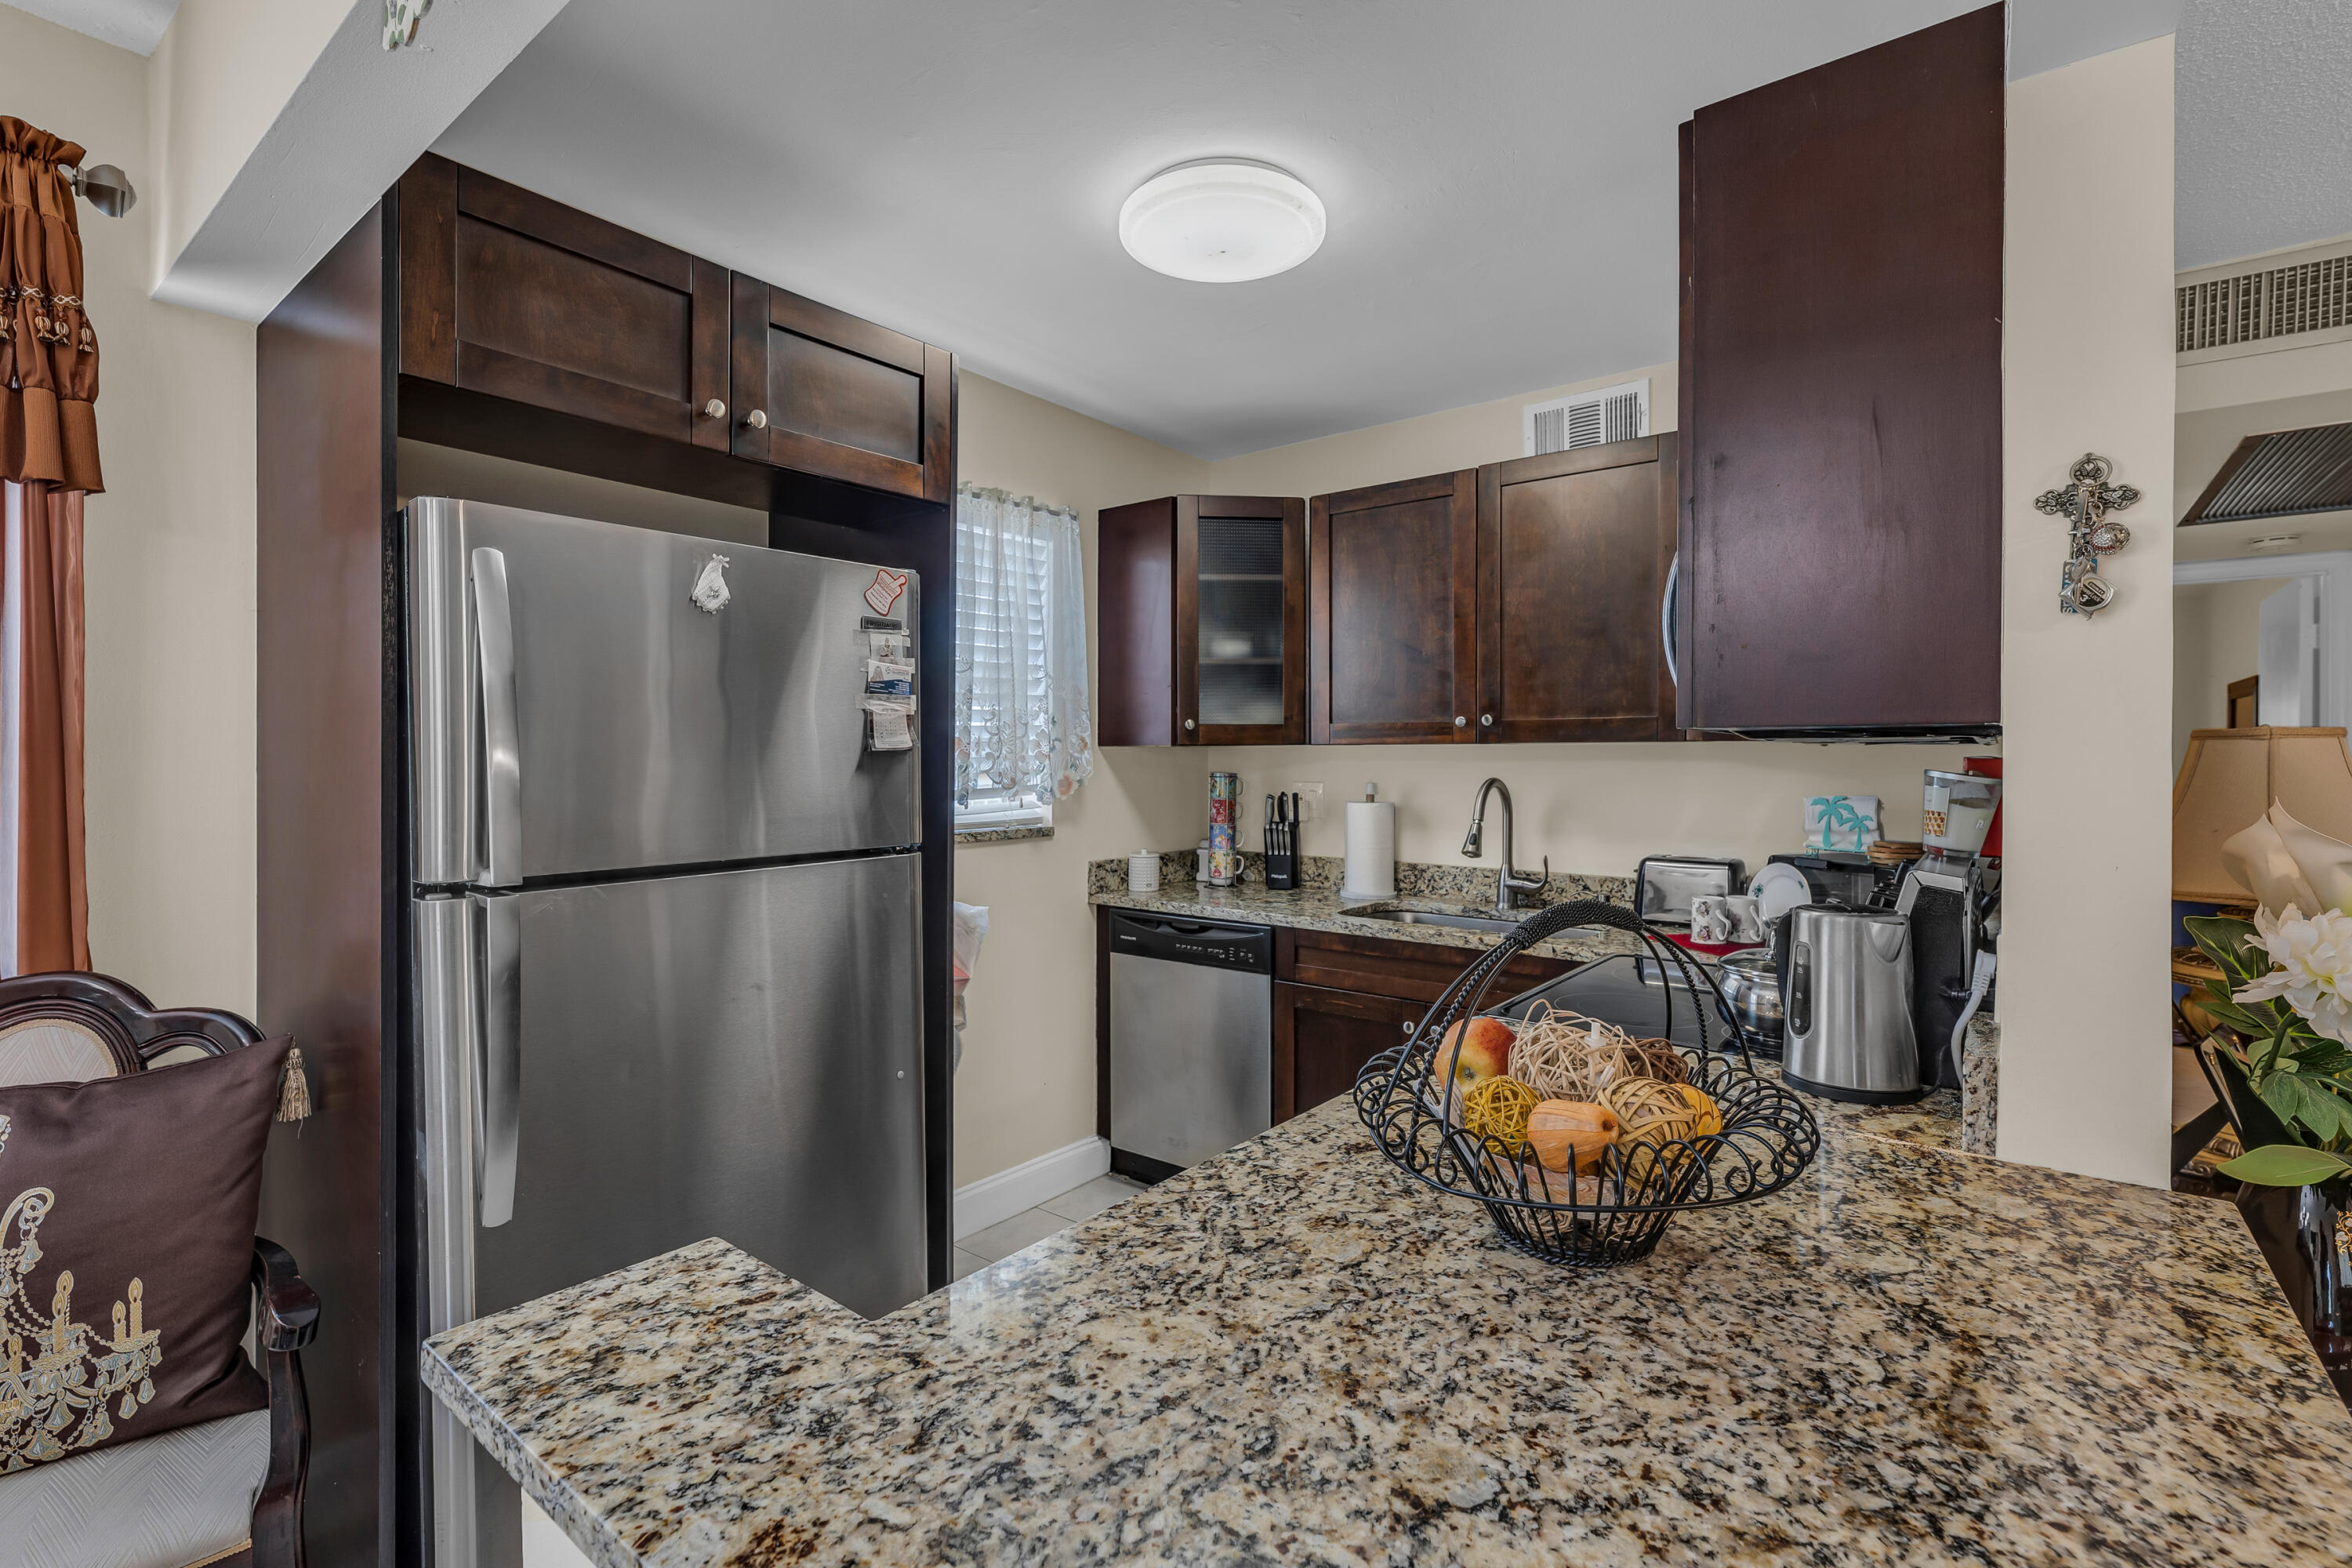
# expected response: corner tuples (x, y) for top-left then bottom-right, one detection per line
(2237, 903), (2352, 1045)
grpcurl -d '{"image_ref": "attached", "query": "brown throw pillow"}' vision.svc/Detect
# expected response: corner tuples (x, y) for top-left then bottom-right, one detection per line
(0, 1036), (289, 1469)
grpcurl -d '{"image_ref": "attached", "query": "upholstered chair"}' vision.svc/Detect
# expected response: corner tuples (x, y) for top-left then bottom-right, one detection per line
(0, 973), (317, 1568)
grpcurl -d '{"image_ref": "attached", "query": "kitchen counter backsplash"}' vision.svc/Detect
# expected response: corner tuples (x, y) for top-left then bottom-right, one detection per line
(1087, 853), (1633, 909)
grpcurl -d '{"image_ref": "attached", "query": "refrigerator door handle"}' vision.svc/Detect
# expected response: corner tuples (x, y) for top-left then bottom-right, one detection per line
(471, 546), (524, 888)
(476, 891), (523, 1228)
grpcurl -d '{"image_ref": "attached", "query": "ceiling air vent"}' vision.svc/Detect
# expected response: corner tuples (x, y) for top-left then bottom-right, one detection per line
(2180, 422), (2352, 526)
(2178, 251), (2352, 353)
(1524, 379), (1649, 456)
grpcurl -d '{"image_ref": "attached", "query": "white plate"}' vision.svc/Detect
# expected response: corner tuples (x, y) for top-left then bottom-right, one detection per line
(1748, 862), (1813, 923)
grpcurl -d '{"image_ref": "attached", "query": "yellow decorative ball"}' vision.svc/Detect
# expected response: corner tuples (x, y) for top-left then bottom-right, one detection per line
(1461, 1074), (1541, 1148)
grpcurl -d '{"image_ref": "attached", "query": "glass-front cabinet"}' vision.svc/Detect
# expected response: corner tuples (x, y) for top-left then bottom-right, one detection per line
(1097, 494), (1307, 746)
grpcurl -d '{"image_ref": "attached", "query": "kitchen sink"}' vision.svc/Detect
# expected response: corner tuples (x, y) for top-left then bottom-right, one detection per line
(1343, 902), (1625, 938)
(1345, 902), (1581, 935)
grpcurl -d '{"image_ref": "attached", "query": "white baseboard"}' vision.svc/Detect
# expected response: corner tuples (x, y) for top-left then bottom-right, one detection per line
(954, 1135), (1110, 1241)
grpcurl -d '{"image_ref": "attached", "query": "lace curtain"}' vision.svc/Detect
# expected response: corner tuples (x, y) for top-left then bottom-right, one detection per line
(953, 485), (1091, 810)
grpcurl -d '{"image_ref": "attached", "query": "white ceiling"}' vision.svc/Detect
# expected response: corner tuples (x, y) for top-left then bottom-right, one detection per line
(2177, 0), (2352, 270)
(9, 0), (179, 54)
(434, 0), (1990, 458)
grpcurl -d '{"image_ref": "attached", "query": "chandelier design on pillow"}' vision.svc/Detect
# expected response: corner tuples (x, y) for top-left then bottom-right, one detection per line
(0, 1114), (165, 1470)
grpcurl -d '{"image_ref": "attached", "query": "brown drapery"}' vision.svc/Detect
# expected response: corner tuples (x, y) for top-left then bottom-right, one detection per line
(16, 481), (88, 972)
(2, 118), (103, 493)
(2, 118), (99, 974)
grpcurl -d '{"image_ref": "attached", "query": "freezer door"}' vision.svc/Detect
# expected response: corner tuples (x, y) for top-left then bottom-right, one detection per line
(423, 855), (929, 1322)
(416, 854), (927, 1567)
(408, 496), (919, 884)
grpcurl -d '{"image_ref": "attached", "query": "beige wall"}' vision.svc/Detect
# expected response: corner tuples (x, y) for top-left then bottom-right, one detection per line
(1998, 35), (2176, 1185)
(3, 4), (260, 1014)
(2172, 579), (2281, 770)
(949, 375), (1209, 1185)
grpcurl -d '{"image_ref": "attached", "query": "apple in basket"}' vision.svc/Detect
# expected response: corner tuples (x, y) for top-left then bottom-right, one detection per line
(1438, 1015), (1515, 1090)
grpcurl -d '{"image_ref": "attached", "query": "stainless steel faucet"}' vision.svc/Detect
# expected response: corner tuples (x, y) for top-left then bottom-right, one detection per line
(1461, 777), (1548, 913)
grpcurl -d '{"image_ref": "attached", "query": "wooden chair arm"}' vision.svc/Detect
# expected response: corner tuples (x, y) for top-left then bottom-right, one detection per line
(251, 1236), (320, 1354)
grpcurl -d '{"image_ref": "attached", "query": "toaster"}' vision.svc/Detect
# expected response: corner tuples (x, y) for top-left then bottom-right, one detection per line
(1632, 855), (1746, 926)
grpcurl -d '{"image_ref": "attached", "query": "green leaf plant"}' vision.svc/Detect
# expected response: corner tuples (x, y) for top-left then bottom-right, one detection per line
(2185, 914), (2352, 1187)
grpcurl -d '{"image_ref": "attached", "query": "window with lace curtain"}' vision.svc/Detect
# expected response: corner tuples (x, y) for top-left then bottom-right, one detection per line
(954, 485), (1092, 829)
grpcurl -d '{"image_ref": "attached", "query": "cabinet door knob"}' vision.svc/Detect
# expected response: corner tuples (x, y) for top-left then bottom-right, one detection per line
(1399, 1018), (1414, 1033)
(701, 398), (727, 420)
(741, 408), (768, 430)
(1183, 718), (1196, 731)
(1481, 713), (1494, 727)
(1454, 715), (1468, 728)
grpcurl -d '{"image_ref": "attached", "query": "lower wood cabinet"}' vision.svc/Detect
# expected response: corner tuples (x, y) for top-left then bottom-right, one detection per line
(1275, 982), (1423, 1122)
(1272, 927), (1577, 1123)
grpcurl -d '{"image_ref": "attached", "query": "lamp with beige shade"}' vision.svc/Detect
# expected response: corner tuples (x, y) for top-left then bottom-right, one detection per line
(2172, 728), (2352, 904)
(2171, 727), (2352, 1046)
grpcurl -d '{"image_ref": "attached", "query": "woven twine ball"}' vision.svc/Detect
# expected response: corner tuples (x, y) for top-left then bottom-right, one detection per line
(1509, 1004), (1690, 1100)
(1461, 1074), (1540, 1148)
(1602, 1078), (1723, 1187)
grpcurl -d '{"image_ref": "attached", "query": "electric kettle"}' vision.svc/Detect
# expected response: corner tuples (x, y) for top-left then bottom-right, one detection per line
(1780, 906), (1923, 1105)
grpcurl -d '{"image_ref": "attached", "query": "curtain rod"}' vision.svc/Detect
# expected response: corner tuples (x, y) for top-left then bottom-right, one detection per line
(53, 160), (136, 218)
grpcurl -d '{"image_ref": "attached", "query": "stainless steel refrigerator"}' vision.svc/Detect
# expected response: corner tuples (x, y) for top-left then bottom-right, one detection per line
(404, 498), (928, 1567)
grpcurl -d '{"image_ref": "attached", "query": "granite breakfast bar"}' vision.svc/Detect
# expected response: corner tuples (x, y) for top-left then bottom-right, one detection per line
(423, 1090), (2352, 1566)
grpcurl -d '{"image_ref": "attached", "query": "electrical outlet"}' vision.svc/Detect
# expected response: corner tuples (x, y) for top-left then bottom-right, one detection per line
(1284, 782), (1324, 820)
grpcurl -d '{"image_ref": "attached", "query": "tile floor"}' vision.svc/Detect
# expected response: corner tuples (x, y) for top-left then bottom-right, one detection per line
(953, 1172), (1148, 1280)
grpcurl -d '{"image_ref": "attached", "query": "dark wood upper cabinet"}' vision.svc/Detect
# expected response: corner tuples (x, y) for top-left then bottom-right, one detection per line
(1678, 5), (2002, 734)
(1477, 435), (1679, 743)
(397, 156), (731, 452)
(1098, 495), (1308, 746)
(729, 275), (953, 504)
(1309, 471), (1479, 744)
(394, 154), (955, 506)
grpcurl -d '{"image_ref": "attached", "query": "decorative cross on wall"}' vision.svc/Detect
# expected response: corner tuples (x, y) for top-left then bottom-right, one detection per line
(2034, 452), (2140, 619)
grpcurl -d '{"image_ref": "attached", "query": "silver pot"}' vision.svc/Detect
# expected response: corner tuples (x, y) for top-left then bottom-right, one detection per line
(1717, 949), (1784, 1045)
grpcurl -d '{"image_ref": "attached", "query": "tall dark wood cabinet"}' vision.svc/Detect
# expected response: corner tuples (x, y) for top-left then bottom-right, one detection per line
(1308, 471), (1479, 743)
(1098, 494), (1307, 745)
(259, 157), (957, 1568)
(1677, 4), (2002, 735)
(1477, 436), (1679, 742)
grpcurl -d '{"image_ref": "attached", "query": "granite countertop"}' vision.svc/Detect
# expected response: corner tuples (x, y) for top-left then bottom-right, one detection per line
(424, 1095), (2352, 1566)
(1087, 853), (1651, 964)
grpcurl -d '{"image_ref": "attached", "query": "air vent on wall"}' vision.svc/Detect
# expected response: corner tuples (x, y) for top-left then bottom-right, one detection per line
(1523, 379), (1649, 456)
(2178, 252), (2352, 354)
(2180, 422), (2352, 526)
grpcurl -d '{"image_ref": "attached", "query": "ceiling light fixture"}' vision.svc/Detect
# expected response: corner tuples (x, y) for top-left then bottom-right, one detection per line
(1118, 159), (1326, 283)
(2249, 534), (2303, 552)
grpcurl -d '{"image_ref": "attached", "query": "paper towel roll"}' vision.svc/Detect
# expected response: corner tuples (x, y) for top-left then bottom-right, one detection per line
(1343, 800), (1396, 900)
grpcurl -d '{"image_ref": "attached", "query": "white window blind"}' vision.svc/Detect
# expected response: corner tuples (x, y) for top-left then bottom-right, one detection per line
(954, 485), (1091, 824)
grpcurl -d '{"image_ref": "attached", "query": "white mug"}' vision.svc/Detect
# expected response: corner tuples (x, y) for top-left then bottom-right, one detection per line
(1692, 894), (1764, 945)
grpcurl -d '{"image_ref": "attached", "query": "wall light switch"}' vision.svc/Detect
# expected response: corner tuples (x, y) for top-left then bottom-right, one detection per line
(1284, 782), (1324, 820)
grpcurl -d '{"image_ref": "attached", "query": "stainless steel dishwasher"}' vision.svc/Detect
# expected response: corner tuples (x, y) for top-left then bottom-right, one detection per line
(1107, 911), (1273, 1181)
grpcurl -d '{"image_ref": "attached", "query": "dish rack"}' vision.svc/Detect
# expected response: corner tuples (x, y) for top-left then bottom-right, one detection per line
(1352, 899), (1820, 1267)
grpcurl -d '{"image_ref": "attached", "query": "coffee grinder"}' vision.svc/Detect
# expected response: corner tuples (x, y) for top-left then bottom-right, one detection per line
(1894, 768), (2002, 1089)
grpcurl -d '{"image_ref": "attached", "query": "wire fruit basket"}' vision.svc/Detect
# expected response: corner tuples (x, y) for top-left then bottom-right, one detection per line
(1353, 899), (1820, 1266)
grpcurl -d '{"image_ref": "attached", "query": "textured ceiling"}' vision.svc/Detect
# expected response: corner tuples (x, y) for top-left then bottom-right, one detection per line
(5, 0), (182, 55)
(434, 0), (1987, 458)
(2178, 0), (2352, 268)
